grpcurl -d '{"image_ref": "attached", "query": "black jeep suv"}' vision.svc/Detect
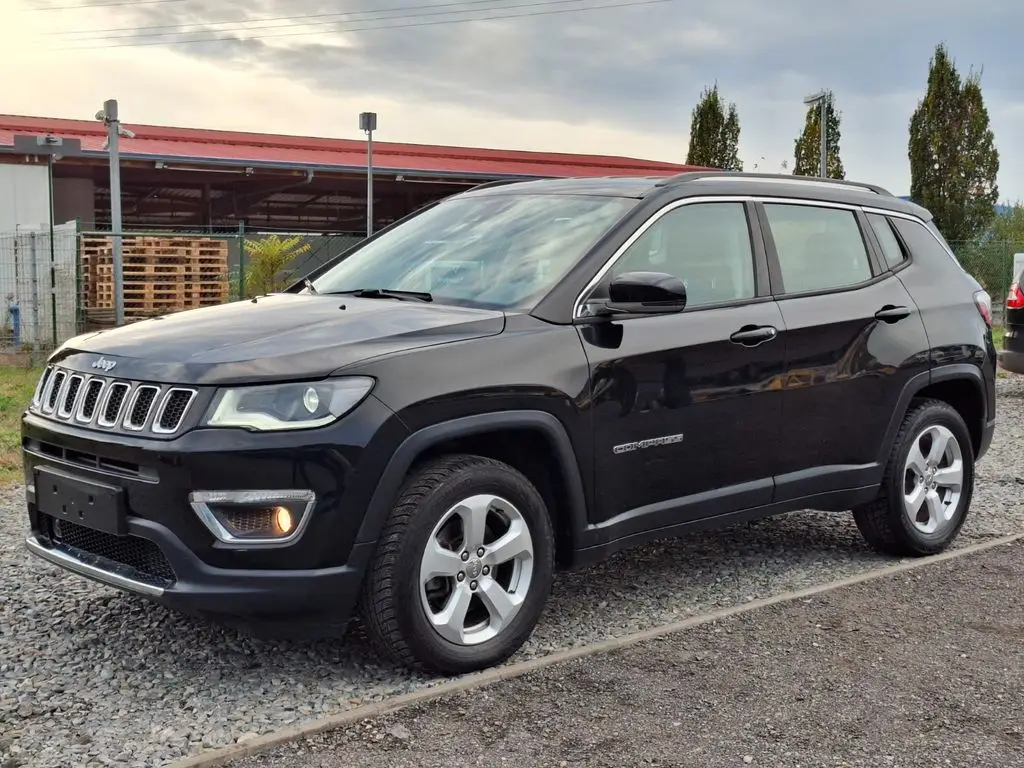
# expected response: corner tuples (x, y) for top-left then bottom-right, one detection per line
(22, 172), (996, 674)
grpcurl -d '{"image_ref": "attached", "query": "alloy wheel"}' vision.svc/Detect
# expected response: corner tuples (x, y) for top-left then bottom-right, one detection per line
(902, 424), (964, 535)
(418, 493), (535, 646)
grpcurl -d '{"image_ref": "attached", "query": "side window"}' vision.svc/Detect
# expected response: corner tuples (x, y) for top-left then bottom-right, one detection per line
(763, 203), (873, 294)
(611, 202), (756, 308)
(867, 213), (908, 270)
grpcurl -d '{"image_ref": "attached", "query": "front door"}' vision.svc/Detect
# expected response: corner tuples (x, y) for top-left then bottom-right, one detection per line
(578, 199), (787, 539)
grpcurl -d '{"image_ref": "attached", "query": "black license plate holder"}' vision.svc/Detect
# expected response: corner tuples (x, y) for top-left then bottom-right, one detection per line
(34, 466), (127, 536)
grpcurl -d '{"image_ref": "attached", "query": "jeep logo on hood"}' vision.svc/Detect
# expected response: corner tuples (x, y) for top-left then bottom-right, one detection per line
(91, 357), (117, 372)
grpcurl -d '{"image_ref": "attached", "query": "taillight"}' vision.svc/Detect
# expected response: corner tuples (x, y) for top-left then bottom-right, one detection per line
(974, 290), (993, 327)
(1007, 282), (1024, 310)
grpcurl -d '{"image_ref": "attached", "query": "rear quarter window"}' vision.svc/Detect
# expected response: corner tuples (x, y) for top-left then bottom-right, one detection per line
(866, 213), (908, 270)
(891, 217), (968, 273)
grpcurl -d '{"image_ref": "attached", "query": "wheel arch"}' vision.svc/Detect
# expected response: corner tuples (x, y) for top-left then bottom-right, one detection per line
(880, 365), (988, 463)
(356, 411), (589, 566)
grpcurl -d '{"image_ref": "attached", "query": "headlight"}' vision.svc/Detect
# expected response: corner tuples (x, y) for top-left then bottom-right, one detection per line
(202, 376), (374, 431)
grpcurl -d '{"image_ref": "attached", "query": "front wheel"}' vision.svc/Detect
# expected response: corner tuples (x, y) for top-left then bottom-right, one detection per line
(359, 454), (555, 674)
(853, 399), (975, 557)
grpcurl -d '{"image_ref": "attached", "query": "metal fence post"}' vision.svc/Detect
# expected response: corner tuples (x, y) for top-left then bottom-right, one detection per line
(47, 159), (58, 348)
(74, 218), (83, 336)
(30, 232), (41, 350)
(237, 221), (246, 299)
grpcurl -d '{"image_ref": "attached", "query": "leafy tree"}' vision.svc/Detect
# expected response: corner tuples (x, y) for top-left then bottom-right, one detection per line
(686, 83), (743, 171)
(908, 43), (999, 243)
(793, 90), (845, 179)
(243, 234), (311, 297)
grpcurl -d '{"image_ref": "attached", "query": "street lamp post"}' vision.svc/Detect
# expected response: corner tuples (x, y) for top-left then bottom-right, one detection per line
(359, 112), (377, 238)
(95, 99), (135, 326)
(803, 90), (828, 178)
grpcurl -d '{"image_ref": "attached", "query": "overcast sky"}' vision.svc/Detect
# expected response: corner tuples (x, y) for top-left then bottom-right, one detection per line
(5, 0), (1023, 200)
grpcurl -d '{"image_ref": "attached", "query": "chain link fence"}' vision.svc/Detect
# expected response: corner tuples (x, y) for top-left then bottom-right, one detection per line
(950, 240), (1024, 327)
(239, 230), (361, 296)
(0, 223), (79, 364)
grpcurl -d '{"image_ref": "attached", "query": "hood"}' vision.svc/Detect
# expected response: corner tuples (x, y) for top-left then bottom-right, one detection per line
(52, 293), (505, 385)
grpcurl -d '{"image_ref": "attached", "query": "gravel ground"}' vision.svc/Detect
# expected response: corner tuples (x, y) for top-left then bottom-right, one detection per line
(232, 537), (1024, 768)
(2, 376), (1023, 768)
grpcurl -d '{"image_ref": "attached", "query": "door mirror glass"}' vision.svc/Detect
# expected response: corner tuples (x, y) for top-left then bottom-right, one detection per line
(598, 271), (688, 315)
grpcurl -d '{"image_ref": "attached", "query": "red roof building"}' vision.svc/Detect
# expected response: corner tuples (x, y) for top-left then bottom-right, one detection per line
(0, 114), (703, 233)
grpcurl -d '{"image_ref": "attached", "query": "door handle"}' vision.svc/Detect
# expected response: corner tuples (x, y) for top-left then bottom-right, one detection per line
(874, 305), (911, 323)
(730, 325), (778, 347)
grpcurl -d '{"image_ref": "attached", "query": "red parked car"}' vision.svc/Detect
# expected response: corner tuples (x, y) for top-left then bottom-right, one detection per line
(998, 269), (1024, 374)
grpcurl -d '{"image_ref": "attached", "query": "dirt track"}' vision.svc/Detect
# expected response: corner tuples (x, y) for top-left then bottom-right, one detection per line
(232, 538), (1024, 768)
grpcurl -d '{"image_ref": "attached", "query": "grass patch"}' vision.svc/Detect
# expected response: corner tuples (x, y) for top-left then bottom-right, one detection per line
(0, 366), (41, 485)
(993, 324), (1006, 350)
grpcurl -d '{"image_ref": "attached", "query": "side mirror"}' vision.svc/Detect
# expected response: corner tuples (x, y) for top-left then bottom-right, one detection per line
(584, 271), (687, 318)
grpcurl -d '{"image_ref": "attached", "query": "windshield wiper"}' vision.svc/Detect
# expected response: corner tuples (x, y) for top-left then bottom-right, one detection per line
(328, 288), (433, 302)
(303, 279), (319, 295)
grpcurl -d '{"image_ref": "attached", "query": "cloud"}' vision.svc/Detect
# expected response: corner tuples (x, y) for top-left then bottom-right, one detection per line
(5, 0), (1024, 199)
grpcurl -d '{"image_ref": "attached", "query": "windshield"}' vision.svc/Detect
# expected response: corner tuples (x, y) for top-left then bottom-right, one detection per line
(309, 193), (638, 309)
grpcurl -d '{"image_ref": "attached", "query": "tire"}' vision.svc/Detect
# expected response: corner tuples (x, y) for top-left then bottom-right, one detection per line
(852, 398), (975, 557)
(359, 453), (555, 674)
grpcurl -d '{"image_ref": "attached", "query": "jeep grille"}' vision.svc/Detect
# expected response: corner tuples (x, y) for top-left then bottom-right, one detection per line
(31, 365), (197, 436)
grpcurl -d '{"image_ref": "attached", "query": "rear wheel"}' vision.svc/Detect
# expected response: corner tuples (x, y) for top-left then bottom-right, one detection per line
(853, 399), (974, 557)
(359, 454), (555, 674)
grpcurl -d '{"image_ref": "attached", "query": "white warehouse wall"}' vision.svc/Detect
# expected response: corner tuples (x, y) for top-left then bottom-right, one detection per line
(0, 162), (51, 232)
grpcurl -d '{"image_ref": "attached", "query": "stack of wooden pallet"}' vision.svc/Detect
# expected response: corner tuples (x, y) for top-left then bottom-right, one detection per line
(80, 235), (230, 322)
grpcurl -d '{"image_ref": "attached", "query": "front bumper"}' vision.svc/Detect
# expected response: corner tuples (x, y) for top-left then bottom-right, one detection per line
(20, 394), (408, 632)
(25, 527), (373, 631)
(24, 483), (374, 628)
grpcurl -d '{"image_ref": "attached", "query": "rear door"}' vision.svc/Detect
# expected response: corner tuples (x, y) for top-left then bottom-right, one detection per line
(755, 200), (931, 503)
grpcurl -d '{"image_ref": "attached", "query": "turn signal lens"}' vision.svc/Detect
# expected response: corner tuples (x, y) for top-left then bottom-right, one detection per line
(272, 506), (295, 535)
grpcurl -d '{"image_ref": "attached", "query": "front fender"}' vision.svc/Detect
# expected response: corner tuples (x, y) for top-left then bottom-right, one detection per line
(354, 410), (590, 555)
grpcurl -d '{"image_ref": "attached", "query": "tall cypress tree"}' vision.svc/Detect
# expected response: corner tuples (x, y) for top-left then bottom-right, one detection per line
(686, 83), (743, 171)
(908, 44), (999, 243)
(793, 90), (845, 179)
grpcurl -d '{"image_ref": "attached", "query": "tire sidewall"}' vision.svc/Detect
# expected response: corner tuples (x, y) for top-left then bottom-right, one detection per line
(394, 460), (554, 672)
(887, 402), (975, 553)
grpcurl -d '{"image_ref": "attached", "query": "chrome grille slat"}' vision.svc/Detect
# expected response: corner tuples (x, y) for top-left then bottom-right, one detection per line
(43, 370), (67, 413)
(29, 366), (197, 436)
(152, 388), (197, 434)
(57, 375), (84, 419)
(123, 385), (160, 431)
(98, 382), (131, 428)
(75, 378), (106, 424)
(32, 366), (53, 407)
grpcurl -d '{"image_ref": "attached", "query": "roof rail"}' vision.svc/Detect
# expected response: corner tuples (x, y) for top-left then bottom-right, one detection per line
(464, 176), (553, 192)
(655, 171), (892, 197)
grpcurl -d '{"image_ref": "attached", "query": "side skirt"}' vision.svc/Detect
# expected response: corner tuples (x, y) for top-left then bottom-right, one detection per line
(569, 484), (880, 569)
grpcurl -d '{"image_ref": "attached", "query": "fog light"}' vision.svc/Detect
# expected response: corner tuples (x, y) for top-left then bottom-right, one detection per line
(272, 505), (294, 535)
(188, 490), (316, 547)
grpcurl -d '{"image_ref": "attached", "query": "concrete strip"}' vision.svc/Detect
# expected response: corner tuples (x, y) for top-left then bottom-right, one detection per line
(169, 532), (1024, 768)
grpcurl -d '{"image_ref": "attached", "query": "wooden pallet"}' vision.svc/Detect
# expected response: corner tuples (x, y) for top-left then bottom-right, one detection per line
(80, 235), (230, 319)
